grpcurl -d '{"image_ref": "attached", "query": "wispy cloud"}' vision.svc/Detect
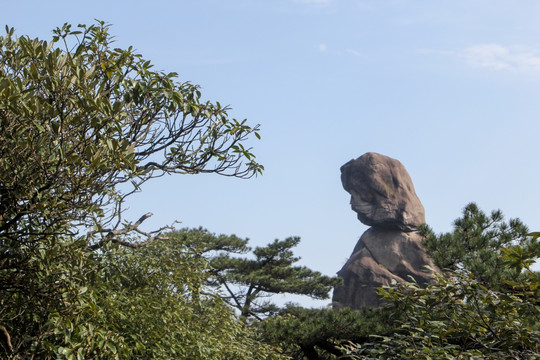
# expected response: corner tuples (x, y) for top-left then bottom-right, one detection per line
(425, 44), (540, 74)
(345, 49), (363, 58)
(298, 0), (334, 6)
(462, 44), (540, 72)
(317, 44), (363, 59)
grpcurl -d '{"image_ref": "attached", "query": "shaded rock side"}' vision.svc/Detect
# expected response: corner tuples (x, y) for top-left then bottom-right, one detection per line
(333, 229), (437, 308)
(341, 152), (425, 232)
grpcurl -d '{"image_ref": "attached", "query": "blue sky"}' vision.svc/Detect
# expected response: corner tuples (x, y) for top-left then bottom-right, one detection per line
(3, 0), (540, 305)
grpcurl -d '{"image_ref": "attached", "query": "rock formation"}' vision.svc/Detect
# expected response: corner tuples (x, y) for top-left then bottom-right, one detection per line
(333, 152), (437, 308)
(340, 152), (425, 232)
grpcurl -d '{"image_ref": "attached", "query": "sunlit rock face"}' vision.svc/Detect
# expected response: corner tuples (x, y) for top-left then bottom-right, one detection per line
(333, 229), (437, 308)
(333, 153), (437, 309)
(340, 152), (425, 232)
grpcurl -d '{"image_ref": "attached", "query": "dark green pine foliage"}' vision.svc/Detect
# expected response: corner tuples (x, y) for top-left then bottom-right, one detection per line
(419, 202), (539, 289)
(260, 306), (394, 360)
(168, 228), (342, 321)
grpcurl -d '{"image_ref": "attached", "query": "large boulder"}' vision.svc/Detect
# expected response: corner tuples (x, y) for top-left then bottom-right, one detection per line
(341, 152), (425, 232)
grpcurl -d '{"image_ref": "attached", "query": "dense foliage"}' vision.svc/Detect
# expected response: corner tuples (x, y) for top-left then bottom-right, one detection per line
(342, 255), (540, 359)
(0, 22), (272, 359)
(260, 306), (393, 360)
(341, 205), (540, 359)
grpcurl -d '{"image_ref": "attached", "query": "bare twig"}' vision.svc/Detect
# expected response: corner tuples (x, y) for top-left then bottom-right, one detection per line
(0, 325), (13, 353)
(88, 213), (179, 250)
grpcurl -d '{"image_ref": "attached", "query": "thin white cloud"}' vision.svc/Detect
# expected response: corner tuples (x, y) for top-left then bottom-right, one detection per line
(317, 44), (364, 59)
(298, 0), (334, 6)
(462, 44), (512, 70)
(345, 49), (363, 58)
(462, 44), (540, 72)
(426, 44), (540, 74)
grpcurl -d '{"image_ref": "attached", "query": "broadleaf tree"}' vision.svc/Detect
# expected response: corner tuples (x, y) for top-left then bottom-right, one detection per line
(343, 264), (540, 359)
(0, 21), (271, 358)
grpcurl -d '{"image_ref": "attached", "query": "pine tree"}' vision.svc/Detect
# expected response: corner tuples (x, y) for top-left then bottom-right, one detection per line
(168, 228), (342, 321)
(419, 202), (539, 289)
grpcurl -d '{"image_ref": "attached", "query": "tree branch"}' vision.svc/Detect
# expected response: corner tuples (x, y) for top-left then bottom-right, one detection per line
(0, 325), (13, 353)
(88, 213), (177, 250)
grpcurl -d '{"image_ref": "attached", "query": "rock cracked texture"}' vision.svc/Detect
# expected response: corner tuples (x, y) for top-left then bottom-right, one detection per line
(333, 152), (437, 308)
(340, 152), (425, 232)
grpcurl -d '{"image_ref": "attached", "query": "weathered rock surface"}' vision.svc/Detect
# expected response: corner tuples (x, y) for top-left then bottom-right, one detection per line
(341, 152), (425, 232)
(351, 229), (437, 282)
(333, 230), (437, 308)
(333, 247), (403, 309)
(333, 153), (437, 309)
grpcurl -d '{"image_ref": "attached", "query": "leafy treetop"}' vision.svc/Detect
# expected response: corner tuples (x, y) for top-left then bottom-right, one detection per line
(0, 21), (262, 252)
